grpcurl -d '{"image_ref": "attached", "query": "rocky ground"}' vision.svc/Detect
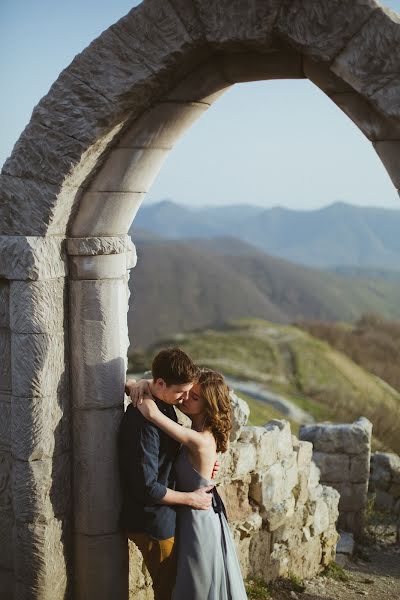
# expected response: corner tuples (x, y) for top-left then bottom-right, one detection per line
(247, 524), (400, 600)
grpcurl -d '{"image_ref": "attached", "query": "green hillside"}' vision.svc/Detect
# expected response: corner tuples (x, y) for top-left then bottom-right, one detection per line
(129, 319), (400, 453)
(128, 237), (400, 350)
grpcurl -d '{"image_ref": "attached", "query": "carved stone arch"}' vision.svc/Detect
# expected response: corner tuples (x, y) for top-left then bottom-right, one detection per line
(1, 1), (400, 598)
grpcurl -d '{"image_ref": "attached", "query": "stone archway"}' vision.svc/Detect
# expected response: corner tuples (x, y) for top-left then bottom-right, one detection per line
(1, 1), (400, 598)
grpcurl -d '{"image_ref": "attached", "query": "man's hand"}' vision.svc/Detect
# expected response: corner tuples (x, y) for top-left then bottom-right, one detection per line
(186, 485), (214, 510)
(211, 460), (221, 480)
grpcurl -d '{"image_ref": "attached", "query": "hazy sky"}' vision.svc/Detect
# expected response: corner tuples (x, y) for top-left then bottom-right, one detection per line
(1, 0), (399, 211)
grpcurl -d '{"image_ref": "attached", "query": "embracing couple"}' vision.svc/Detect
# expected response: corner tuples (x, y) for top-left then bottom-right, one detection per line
(118, 347), (247, 600)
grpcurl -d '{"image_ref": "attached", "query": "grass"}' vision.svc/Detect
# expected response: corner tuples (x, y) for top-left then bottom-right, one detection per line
(237, 390), (300, 435)
(129, 318), (400, 452)
(245, 578), (271, 599)
(321, 562), (350, 582)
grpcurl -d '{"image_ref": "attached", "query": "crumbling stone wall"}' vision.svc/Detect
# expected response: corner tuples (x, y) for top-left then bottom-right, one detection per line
(370, 452), (400, 515)
(128, 397), (340, 599)
(300, 417), (372, 537)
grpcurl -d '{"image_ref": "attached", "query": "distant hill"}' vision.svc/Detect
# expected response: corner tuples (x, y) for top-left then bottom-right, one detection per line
(131, 200), (400, 270)
(129, 319), (400, 453)
(127, 236), (400, 350)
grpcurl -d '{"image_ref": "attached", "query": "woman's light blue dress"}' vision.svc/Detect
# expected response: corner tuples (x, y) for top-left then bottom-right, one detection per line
(172, 447), (248, 600)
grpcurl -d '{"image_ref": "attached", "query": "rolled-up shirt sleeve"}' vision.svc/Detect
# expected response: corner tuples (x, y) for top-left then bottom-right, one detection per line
(138, 423), (167, 505)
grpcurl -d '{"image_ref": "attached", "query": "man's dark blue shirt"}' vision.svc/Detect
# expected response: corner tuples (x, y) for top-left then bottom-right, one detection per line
(118, 399), (180, 540)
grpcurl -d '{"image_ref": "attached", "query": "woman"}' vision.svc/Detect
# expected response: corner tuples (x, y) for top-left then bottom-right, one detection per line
(131, 368), (247, 600)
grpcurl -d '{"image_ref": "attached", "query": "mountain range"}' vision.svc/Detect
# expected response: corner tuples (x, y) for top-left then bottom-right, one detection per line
(130, 200), (400, 270)
(128, 234), (400, 350)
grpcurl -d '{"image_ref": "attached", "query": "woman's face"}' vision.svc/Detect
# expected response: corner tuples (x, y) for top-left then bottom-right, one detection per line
(179, 383), (206, 416)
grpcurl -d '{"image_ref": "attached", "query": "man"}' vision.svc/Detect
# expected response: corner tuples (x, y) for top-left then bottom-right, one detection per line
(119, 347), (214, 600)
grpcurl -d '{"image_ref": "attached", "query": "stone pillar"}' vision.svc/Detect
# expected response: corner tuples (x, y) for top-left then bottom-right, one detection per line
(67, 235), (135, 600)
(300, 417), (372, 537)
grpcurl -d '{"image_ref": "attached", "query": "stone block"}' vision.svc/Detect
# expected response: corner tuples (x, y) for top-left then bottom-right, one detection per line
(337, 510), (364, 536)
(311, 499), (330, 535)
(10, 279), (65, 334)
(12, 454), (71, 523)
(89, 147), (169, 194)
(389, 482), (400, 498)
(0, 569), (14, 600)
(265, 419), (292, 459)
(11, 392), (70, 461)
(308, 460), (321, 489)
(267, 495), (296, 531)
(0, 510), (13, 570)
(313, 452), (350, 483)
(336, 531), (355, 555)
(71, 191), (145, 237)
(373, 141), (400, 189)
(128, 540), (149, 594)
(349, 454), (370, 483)
(73, 407), (123, 534)
(330, 91), (400, 141)
(220, 49), (304, 83)
(303, 56), (353, 94)
(218, 480), (253, 522)
(229, 391), (249, 442)
(2, 120), (87, 187)
(0, 281), (9, 327)
(300, 417), (372, 454)
(332, 7), (400, 99)
(14, 518), (69, 599)
(322, 485), (340, 526)
(167, 59), (230, 104)
(0, 452), (12, 513)
(336, 481), (368, 512)
(0, 328), (11, 392)
(230, 441), (257, 479)
(282, 452), (298, 493)
(119, 101), (208, 150)
(194, 0), (279, 47)
(247, 529), (273, 579)
(0, 234), (67, 280)
(75, 532), (128, 600)
(240, 426), (279, 471)
(276, 0), (376, 62)
(67, 234), (134, 257)
(11, 332), (66, 398)
(0, 393), (11, 451)
(293, 438), (313, 470)
(250, 462), (285, 511)
(69, 278), (127, 409)
(375, 489), (395, 511)
(69, 253), (128, 280)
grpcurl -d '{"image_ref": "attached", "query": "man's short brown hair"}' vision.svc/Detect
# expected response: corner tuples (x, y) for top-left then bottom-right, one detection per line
(152, 347), (200, 386)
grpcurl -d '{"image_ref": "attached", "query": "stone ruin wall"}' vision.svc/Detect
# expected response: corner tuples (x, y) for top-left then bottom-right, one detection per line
(299, 418), (372, 537)
(370, 451), (400, 516)
(128, 394), (340, 599)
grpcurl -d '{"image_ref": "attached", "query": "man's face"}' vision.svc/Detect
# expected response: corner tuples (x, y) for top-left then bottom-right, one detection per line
(156, 379), (193, 405)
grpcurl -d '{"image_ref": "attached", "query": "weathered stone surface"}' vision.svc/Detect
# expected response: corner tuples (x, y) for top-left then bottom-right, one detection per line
(312, 499), (330, 535)
(0, 280), (9, 327)
(239, 426), (279, 470)
(67, 235), (135, 256)
(349, 453), (370, 483)
(300, 417), (372, 454)
(0, 569), (14, 600)
(276, 0), (376, 62)
(0, 328), (11, 392)
(73, 407), (123, 534)
(219, 480), (253, 522)
(220, 50), (304, 83)
(89, 147), (170, 193)
(75, 532), (128, 600)
(337, 510), (364, 536)
(330, 92), (400, 141)
(322, 486), (340, 526)
(373, 141), (400, 189)
(10, 279), (65, 334)
(0, 393), (11, 451)
(119, 101), (208, 150)
(229, 391), (249, 442)
(303, 56), (353, 94)
(0, 452), (12, 513)
(336, 531), (355, 555)
(14, 518), (69, 599)
(0, 235), (66, 280)
(194, 0), (279, 47)
(230, 442), (257, 479)
(12, 332), (66, 398)
(70, 191), (145, 237)
(265, 419), (293, 459)
(12, 454), (70, 522)
(69, 253), (128, 279)
(293, 438), (313, 470)
(11, 393), (70, 461)
(167, 59), (230, 104)
(332, 7), (400, 99)
(335, 481), (368, 511)
(128, 540), (151, 597)
(70, 278), (127, 409)
(313, 452), (350, 483)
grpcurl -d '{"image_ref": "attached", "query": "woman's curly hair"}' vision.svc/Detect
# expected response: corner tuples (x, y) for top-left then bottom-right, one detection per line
(198, 369), (232, 453)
